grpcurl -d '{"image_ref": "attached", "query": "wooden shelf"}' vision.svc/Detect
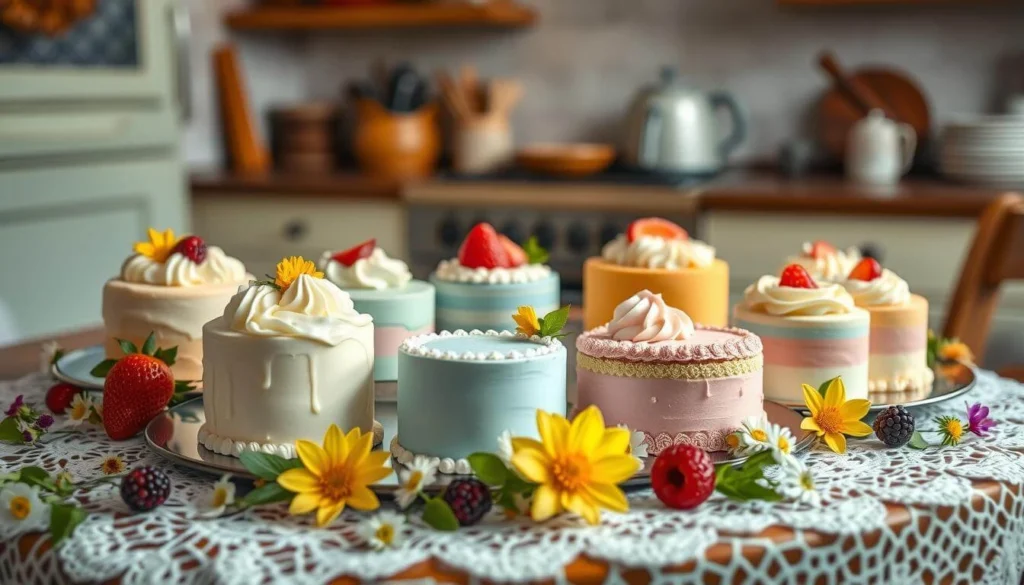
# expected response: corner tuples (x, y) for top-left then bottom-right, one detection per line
(224, 2), (538, 31)
(190, 171), (403, 200)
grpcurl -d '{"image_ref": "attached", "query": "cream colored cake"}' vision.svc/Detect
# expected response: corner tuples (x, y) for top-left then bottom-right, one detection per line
(198, 256), (375, 458)
(101, 228), (249, 382)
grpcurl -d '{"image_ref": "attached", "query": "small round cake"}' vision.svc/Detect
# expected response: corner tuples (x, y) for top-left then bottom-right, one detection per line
(394, 329), (566, 474)
(840, 258), (933, 393)
(320, 240), (434, 382)
(102, 228), (249, 382)
(583, 218), (728, 329)
(782, 240), (861, 283)
(733, 264), (870, 404)
(576, 290), (763, 454)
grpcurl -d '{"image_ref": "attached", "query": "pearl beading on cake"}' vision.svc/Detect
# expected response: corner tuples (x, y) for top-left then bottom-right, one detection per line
(399, 329), (564, 361)
(868, 367), (936, 393)
(576, 325), (763, 363)
(390, 437), (472, 475)
(198, 424), (296, 459)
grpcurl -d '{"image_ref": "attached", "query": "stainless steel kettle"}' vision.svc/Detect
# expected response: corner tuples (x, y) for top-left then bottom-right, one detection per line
(623, 67), (746, 175)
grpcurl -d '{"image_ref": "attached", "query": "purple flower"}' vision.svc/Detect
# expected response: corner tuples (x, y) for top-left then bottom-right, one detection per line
(21, 429), (34, 443)
(5, 395), (24, 417)
(966, 402), (997, 437)
(35, 414), (54, 429)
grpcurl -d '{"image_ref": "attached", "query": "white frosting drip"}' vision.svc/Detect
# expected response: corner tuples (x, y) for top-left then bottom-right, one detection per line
(434, 259), (551, 284)
(224, 275), (372, 346)
(841, 269), (911, 307)
(601, 234), (715, 269)
(784, 243), (861, 282)
(400, 329), (563, 361)
(121, 247), (247, 287)
(743, 275), (855, 317)
(606, 290), (695, 342)
(391, 437), (472, 476)
(319, 248), (412, 290)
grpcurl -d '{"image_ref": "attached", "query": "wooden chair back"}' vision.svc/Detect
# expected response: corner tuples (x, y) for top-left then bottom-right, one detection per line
(943, 193), (1024, 362)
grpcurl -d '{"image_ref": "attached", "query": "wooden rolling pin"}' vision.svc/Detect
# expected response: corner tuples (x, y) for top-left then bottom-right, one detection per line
(818, 51), (901, 122)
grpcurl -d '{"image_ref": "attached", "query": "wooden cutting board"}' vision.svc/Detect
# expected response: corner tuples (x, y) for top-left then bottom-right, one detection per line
(818, 67), (931, 161)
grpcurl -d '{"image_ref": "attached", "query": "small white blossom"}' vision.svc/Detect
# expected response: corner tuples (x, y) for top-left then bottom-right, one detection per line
(0, 483), (50, 537)
(727, 414), (772, 457)
(65, 394), (93, 427)
(617, 424), (648, 467)
(204, 475), (236, 517)
(496, 430), (514, 466)
(766, 422), (798, 466)
(776, 457), (821, 507)
(357, 511), (406, 550)
(395, 456), (437, 509)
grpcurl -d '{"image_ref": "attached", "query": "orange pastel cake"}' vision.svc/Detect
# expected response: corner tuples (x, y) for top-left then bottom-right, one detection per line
(583, 218), (728, 329)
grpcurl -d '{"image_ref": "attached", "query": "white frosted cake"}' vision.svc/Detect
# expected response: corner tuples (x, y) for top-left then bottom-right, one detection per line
(199, 256), (376, 458)
(783, 240), (861, 283)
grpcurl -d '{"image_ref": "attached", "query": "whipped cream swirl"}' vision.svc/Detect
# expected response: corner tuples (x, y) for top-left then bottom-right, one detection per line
(319, 248), (412, 290)
(434, 259), (551, 284)
(224, 274), (372, 345)
(743, 275), (855, 317)
(784, 243), (861, 282)
(602, 235), (715, 269)
(841, 269), (911, 307)
(121, 247), (247, 287)
(607, 290), (695, 342)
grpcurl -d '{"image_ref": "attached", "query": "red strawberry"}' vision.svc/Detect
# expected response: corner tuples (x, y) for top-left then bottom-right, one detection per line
(848, 257), (883, 282)
(45, 383), (80, 414)
(807, 240), (836, 259)
(779, 264), (818, 289)
(458, 223), (511, 269)
(332, 238), (376, 267)
(627, 218), (688, 243)
(103, 354), (174, 440)
(498, 235), (527, 267)
(173, 235), (208, 264)
(651, 444), (715, 510)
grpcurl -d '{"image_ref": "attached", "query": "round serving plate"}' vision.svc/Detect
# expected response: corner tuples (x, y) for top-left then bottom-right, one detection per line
(778, 361), (976, 414)
(52, 345), (107, 390)
(145, 398), (813, 493)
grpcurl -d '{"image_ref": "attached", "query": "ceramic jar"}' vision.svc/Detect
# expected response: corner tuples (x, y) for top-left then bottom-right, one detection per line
(845, 109), (917, 185)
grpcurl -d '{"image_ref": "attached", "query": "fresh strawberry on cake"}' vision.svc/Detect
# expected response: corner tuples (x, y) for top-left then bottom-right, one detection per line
(782, 239), (862, 283)
(430, 222), (559, 333)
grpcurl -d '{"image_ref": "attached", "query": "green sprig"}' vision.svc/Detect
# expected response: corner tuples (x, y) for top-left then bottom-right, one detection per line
(713, 450), (784, 502)
(523, 237), (549, 265)
(538, 305), (571, 338)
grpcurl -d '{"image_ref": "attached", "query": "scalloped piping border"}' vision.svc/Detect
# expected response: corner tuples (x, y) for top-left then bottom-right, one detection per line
(399, 329), (564, 361)
(576, 324), (763, 363)
(390, 437), (472, 475)
(642, 429), (734, 454)
(198, 421), (384, 459)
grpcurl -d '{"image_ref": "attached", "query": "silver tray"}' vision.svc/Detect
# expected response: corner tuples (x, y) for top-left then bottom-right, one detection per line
(145, 399), (813, 493)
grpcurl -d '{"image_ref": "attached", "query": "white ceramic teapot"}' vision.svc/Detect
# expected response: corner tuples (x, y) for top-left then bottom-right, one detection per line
(845, 109), (917, 185)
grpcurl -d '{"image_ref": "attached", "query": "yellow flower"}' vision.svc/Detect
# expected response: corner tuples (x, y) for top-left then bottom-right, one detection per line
(800, 377), (873, 454)
(936, 416), (964, 446)
(277, 424), (392, 527)
(274, 256), (324, 292)
(939, 341), (974, 365)
(133, 228), (179, 263)
(99, 454), (126, 475)
(512, 306), (541, 337)
(510, 406), (640, 525)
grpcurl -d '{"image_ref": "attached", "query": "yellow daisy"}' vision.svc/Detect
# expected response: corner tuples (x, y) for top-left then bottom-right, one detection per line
(274, 256), (324, 292)
(512, 306), (541, 337)
(277, 424), (392, 527)
(133, 228), (179, 263)
(800, 377), (873, 454)
(510, 406), (639, 525)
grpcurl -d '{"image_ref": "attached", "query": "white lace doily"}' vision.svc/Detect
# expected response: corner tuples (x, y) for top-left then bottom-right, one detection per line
(2, 370), (1024, 584)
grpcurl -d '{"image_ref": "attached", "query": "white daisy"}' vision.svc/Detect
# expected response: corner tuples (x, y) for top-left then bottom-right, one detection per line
(39, 341), (60, 374)
(766, 422), (797, 465)
(776, 457), (821, 507)
(205, 475), (236, 516)
(357, 510), (406, 550)
(65, 394), (93, 427)
(617, 424), (648, 466)
(395, 456), (437, 509)
(0, 483), (50, 537)
(496, 430), (514, 466)
(727, 414), (772, 456)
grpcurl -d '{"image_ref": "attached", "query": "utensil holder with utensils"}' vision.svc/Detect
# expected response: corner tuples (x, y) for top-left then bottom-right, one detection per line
(352, 99), (441, 180)
(438, 65), (522, 175)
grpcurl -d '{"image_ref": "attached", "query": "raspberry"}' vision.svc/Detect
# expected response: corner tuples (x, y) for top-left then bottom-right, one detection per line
(873, 405), (915, 448)
(172, 235), (207, 264)
(45, 383), (80, 414)
(120, 466), (172, 512)
(651, 444), (716, 510)
(442, 478), (492, 526)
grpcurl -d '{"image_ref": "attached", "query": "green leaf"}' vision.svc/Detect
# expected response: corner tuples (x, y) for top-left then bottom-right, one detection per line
(49, 503), (87, 547)
(154, 346), (178, 368)
(116, 338), (138, 356)
(422, 497), (460, 531)
(907, 432), (930, 450)
(89, 359), (118, 378)
(467, 453), (507, 486)
(18, 467), (55, 491)
(241, 482), (294, 506)
(51, 349), (65, 366)
(140, 333), (157, 356)
(238, 452), (303, 481)
(0, 417), (24, 443)
(503, 472), (533, 494)
(713, 450), (783, 502)
(539, 305), (570, 338)
(523, 236), (550, 265)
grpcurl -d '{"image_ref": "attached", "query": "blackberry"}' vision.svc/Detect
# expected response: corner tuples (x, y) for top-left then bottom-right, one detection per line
(120, 466), (171, 511)
(873, 405), (915, 448)
(442, 478), (492, 526)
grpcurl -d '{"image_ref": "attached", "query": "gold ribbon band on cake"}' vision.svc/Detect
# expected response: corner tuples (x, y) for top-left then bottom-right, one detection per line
(576, 353), (763, 380)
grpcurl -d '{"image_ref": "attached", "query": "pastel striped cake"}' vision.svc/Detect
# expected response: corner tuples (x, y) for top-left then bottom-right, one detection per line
(733, 264), (870, 404)
(320, 241), (434, 381)
(576, 291), (763, 454)
(840, 259), (934, 393)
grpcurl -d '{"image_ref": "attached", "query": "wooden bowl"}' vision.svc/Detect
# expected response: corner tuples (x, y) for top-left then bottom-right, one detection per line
(516, 143), (616, 177)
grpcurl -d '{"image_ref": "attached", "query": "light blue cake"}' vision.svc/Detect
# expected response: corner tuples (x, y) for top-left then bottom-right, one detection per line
(430, 272), (560, 333)
(394, 330), (567, 474)
(346, 280), (435, 382)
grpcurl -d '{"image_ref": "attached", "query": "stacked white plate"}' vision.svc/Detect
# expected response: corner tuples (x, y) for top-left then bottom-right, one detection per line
(940, 115), (1024, 186)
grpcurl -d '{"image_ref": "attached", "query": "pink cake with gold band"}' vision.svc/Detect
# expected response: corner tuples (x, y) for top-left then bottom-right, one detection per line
(575, 290), (764, 454)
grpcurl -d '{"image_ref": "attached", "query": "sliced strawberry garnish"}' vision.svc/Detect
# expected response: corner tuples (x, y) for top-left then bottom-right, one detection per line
(458, 223), (511, 269)
(626, 218), (688, 243)
(779, 264), (818, 289)
(332, 238), (376, 267)
(498, 234), (527, 267)
(848, 257), (883, 282)
(807, 240), (836, 260)
(173, 236), (207, 264)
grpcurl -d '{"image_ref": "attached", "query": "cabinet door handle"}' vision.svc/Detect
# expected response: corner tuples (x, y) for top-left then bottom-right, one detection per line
(283, 220), (308, 241)
(169, 1), (193, 123)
